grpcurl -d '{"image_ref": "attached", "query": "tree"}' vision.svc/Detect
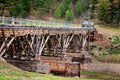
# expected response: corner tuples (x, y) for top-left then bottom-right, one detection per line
(98, 0), (109, 23)
(34, 0), (56, 16)
(65, 10), (74, 21)
(65, 2), (74, 21)
(0, 0), (13, 15)
(91, 0), (98, 4)
(15, 4), (24, 16)
(76, 0), (83, 16)
(22, 0), (31, 15)
(108, 0), (116, 24)
(55, 6), (61, 19)
(117, 0), (120, 27)
(90, 11), (94, 19)
(60, 0), (68, 16)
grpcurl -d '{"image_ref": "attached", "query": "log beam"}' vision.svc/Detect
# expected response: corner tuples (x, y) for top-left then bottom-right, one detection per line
(0, 37), (15, 57)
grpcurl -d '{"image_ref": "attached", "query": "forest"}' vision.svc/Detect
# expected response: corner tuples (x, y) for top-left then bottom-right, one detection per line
(0, 0), (120, 26)
(0, 0), (120, 80)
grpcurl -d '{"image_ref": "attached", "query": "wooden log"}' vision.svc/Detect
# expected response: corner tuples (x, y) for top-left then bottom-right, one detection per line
(0, 37), (8, 53)
(39, 35), (50, 55)
(0, 37), (15, 57)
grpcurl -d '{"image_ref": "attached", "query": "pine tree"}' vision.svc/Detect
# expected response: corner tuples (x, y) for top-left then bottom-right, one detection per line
(60, 0), (67, 16)
(65, 10), (74, 21)
(22, 0), (31, 15)
(117, 0), (120, 27)
(90, 11), (94, 19)
(76, 0), (83, 16)
(0, 0), (13, 15)
(108, 0), (115, 24)
(16, 4), (24, 16)
(55, 6), (61, 19)
(91, 0), (98, 4)
(8, 0), (25, 17)
(65, 2), (74, 21)
(99, 0), (109, 23)
(34, 0), (56, 16)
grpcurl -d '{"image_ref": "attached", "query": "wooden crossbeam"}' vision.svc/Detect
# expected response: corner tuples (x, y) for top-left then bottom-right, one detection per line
(18, 39), (27, 55)
(62, 34), (74, 54)
(82, 34), (88, 51)
(25, 35), (36, 55)
(38, 35), (50, 55)
(66, 34), (74, 48)
(0, 37), (8, 53)
(0, 37), (15, 57)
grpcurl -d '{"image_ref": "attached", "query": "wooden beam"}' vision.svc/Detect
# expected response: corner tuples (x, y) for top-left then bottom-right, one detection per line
(38, 35), (50, 55)
(62, 34), (74, 55)
(18, 39), (26, 55)
(66, 34), (74, 47)
(82, 34), (88, 51)
(25, 34), (36, 55)
(0, 37), (8, 53)
(0, 37), (15, 57)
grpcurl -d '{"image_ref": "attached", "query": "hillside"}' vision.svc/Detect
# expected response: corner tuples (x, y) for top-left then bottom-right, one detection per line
(1, 58), (120, 80)
(0, 59), (90, 80)
(0, 0), (119, 27)
(0, 0), (120, 80)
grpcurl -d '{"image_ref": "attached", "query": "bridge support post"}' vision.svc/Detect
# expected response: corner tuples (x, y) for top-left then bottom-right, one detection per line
(2, 15), (4, 23)
(81, 34), (88, 51)
(0, 37), (15, 57)
(62, 34), (74, 57)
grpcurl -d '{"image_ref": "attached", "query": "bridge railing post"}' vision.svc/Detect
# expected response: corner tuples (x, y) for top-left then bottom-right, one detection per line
(20, 18), (22, 26)
(12, 16), (15, 25)
(2, 15), (4, 24)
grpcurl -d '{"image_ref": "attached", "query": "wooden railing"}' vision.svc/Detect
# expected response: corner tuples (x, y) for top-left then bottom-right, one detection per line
(0, 16), (82, 28)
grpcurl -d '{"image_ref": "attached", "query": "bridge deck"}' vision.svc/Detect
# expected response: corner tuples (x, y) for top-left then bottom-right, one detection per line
(0, 25), (94, 37)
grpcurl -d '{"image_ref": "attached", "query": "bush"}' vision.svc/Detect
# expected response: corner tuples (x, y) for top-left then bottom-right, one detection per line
(55, 6), (61, 19)
(113, 36), (120, 44)
(90, 45), (97, 50)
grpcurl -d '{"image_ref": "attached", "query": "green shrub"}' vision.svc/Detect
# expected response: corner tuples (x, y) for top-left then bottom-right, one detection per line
(98, 47), (102, 51)
(113, 36), (120, 44)
(108, 47), (120, 55)
(90, 45), (97, 50)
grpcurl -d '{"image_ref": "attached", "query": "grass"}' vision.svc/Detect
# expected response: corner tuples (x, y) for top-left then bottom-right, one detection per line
(98, 24), (120, 35)
(90, 24), (120, 63)
(81, 70), (120, 80)
(0, 60), (94, 80)
(1, 59), (120, 80)
(93, 53), (120, 63)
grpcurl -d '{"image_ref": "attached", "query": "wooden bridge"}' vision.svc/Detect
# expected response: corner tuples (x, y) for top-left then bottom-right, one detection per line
(0, 16), (97, 77)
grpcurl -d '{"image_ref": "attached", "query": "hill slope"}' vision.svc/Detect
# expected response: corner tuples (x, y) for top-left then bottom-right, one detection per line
(0, 59), (93, 80)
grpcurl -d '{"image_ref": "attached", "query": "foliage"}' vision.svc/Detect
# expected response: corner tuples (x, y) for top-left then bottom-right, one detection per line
(34, 0), (56, 16)
(22, 0), (31, 15)
(90, 45), (97, 50)
(81, 70), (120, 79)
(55, 6), (61, 19)
(108, 47), (120, 55)
(76, 0), (83, 16)
(113, 36), (120, 44)
(90, 11), (94, 19)
(15, 4), (24, 16)
(0, 0), (119, 25)
(65, 2), (74, 21)
(91, 0), (98, 4)
(60, 0), (68, 16)
(98, 0), (109, 23)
